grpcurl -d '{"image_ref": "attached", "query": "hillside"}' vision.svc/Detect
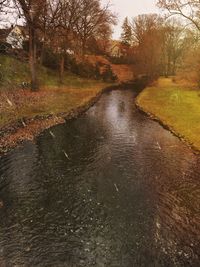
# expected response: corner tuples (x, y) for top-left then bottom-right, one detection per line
(0, 55), (112, 128)
(0, 55), (105, 90)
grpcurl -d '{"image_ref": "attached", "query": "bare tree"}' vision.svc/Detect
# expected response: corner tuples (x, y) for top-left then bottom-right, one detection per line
(130, 14), (165, 79)
(157, 0), (200, 31)
(75, 0), (116, 55)
(57, 0), (81, 82)
(131, 14), (163, 45)
(161, 20), (187, 76)
(13, 0), (48, 91)
(45, 0), (82, 83)
(46, 0), (115, 81)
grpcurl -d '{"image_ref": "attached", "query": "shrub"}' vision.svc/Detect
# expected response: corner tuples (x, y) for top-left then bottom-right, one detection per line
(0, 42), (12, 54)
(42, 48), (59, 70)
(71, 60), (101, 79)
(101, 65), (117, 82)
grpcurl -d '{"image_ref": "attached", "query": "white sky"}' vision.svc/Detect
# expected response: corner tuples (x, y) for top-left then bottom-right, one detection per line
(104, 0), (159, 39)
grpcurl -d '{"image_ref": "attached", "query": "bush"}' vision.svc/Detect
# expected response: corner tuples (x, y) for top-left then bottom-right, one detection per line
(94, 63), (101, 80)
(42, 48), (59, 70)
(0, 42), (12, 54)
(71, 60), (101, 79)
(101, 65), (117, 82)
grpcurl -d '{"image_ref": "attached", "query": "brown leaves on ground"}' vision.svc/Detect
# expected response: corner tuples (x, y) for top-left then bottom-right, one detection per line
(0, 116), (65, 154)
(0, 89), (51, 114)
(0, 83), (106, 154)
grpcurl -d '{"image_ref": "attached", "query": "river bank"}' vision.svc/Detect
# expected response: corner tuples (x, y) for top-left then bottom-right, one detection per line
(136, 78), (200, 153)
(0, 63), (147, 155)
(0, 83), (118, 155)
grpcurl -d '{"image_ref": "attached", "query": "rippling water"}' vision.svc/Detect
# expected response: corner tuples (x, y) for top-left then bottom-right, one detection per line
(0, 89), (200, 267)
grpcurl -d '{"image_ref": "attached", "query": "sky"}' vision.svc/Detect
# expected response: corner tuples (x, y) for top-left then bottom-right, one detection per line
(104, 0), (159, 39)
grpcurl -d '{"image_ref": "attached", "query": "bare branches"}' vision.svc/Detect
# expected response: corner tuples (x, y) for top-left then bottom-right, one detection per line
(75, 0), (116, 54)
(157, 0), (200, 31)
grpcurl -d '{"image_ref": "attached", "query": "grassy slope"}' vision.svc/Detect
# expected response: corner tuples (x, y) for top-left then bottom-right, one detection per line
(0, 55), (110, 128)
(136, 78), (200, 150)
(0, 54), (106, 89)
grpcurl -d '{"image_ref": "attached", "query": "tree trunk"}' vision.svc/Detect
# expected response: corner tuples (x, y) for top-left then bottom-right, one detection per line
(29, 27), (38, 91)
(82, 38), (86, 57)
(172, 59), (177, 76)
(59, 54), (65, 84)
(40, 32), (46, 65)
(40, 42), (44, 65)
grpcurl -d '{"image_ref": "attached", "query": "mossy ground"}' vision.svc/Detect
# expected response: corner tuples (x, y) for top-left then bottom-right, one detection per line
(136, 78), (200, 151)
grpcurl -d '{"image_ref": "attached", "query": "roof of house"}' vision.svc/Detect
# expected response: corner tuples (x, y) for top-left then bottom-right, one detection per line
(0, 25), (28, 41)
(15, 25), (28, 36)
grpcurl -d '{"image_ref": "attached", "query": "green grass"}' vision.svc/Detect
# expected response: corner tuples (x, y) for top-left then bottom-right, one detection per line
(0, 54), (105, 89)
(0, 55), (112, 128)
(136, 78), (200, 150)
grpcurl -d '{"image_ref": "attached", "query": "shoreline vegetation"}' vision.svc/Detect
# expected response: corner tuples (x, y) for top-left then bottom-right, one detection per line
(136, 78), (200, 153)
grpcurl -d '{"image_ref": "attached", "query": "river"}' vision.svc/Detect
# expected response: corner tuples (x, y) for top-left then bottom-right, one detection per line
(0, 89), (199, 267)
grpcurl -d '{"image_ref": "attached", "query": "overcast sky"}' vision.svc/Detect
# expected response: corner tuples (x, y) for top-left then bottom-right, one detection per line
(105, 0), (159, 39)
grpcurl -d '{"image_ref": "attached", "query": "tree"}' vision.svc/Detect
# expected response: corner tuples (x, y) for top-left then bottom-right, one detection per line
(87, 22), (113, 55)
(175, 28), (200, 85)
(131, 14), (164, 79)
(157, 0), (200, 31)
(120, 17), (132, 46)
(75, 0), (116, 55)
(161, 20), (186, 76)
(13, 0), (48, 91)
(45, 0), (82, 83)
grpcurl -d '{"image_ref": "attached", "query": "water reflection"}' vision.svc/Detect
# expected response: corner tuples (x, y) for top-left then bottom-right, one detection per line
(0, 90), (199, 267)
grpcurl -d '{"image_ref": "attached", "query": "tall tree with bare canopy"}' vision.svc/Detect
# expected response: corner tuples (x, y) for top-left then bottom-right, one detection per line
(158, 0), (200, 31)
(75, 0), (116, 56)
(14, 0), (47, 91)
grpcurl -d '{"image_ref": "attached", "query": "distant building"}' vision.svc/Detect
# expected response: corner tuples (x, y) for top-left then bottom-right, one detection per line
(109, 40), (123, 58)
(0, 25), (28, 49)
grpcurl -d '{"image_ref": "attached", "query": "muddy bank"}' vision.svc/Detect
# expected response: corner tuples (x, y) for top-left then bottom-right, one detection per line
(135, 99), (199, 154)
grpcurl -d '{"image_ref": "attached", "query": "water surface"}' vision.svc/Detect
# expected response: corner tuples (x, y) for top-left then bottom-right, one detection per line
(0, 89), (200, 267)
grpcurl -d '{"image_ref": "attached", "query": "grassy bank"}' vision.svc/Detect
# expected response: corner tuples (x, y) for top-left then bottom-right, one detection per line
(0, 54), (103, 90)
(0, 84), (109, 128)
(0, 55), (114, 153)
(136, 78), (200, 152)
(0, 55), (110, 128)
